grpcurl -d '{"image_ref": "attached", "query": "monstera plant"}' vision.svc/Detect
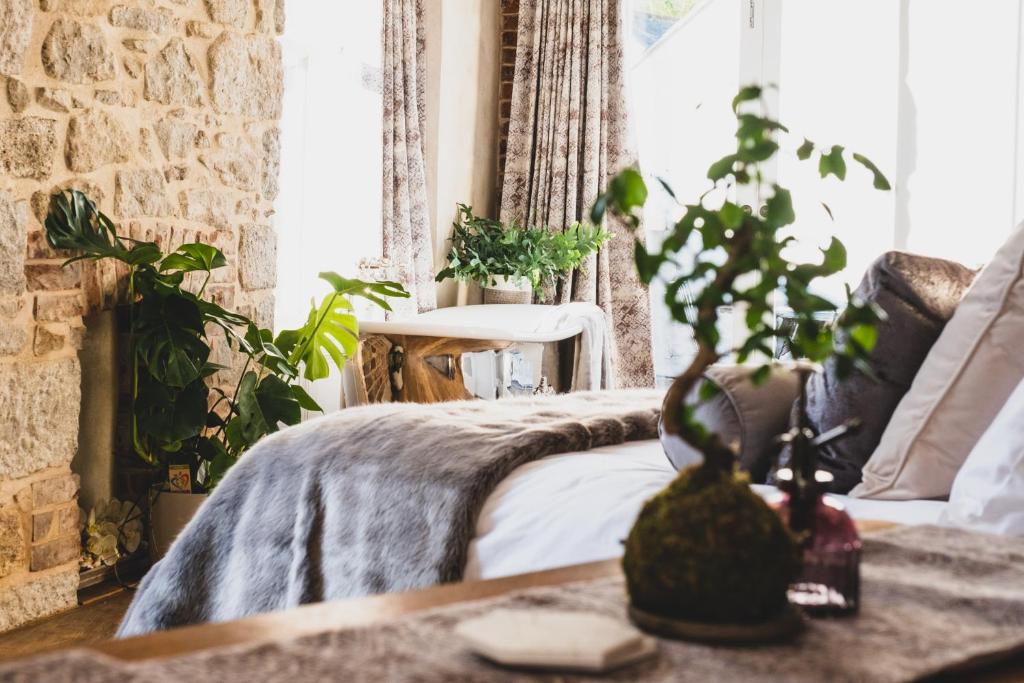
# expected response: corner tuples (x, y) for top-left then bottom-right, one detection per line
(592, 85), (889, 628)
(46, 190), (408, 491)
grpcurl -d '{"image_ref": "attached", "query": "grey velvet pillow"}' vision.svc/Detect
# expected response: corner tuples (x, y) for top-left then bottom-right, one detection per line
(661, 363), (802, 483)
(802, 251), (976, 493)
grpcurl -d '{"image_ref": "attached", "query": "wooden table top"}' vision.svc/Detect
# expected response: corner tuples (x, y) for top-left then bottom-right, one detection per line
(83, 521), (1021, 681)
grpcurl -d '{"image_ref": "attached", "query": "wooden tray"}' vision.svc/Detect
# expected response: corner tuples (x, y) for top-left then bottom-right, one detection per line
(628, 603), (805, 644)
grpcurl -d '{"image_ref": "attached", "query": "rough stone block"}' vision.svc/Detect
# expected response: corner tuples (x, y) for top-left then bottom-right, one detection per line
(109, 5), (175, 34)
(238, 224), (276, 290)
(0, 507), (25, 579)
(36, 87), (72, 112)
(0, 565), (77, 632)
(58, 506), (78, 535)
(6, 78), (29, 112)
(185, 20), (218, 38)
(31, 510), (54, 542)
(241, 290), (274, 329)
(262, 127), (280, 200)
(144, 38), (203, 107)
(0, 191), (27, 295)
(34, 293), (85, 322)
(26, 263), (81, 292)
(201, 147), (257, 190)
(0, 298), (23, 318)
(30, 535), (78, 571)
(0, 0), (33, 77)
(0, 358), (81, 479)
(66, 109), (133, 173)
(203, 0), (247, 28)
(153, 118), (197, 160)
(122, 37), (156, 53)
(39, 0), (110, 15)
(31, 473), (79, 509)
(123, 55), (143, 79)
(33, 325), (66, 356)
(41, 18), (117, 83)
(179, 188), (231, 229)
(94, 88), (134, 107)
(0, 117), (58, 180)
(115, 169), (173, 217)
(0, 320), (29, 356)
(209, 32), (282, 118)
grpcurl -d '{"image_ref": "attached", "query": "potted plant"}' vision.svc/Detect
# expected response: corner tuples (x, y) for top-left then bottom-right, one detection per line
(45, 191), (408, 558)
(592, 85), (889, 640)
(435, 204), (610, 304)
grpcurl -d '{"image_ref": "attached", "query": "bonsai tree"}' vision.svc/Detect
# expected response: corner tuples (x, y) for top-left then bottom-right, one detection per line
(436, 203), (610, 298)
(591, 85), (889, 625)
(46, 190), (408, 491)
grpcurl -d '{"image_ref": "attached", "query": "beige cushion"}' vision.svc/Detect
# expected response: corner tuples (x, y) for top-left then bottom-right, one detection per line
(852, 222), (1024, 500)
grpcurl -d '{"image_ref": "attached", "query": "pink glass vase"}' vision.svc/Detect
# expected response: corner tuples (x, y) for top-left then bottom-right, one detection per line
(770, 490), (862, 616)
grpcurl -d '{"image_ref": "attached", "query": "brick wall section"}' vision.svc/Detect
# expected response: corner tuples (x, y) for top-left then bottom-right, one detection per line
(0, 0), (284, 632)
(497, 0), (519, 197)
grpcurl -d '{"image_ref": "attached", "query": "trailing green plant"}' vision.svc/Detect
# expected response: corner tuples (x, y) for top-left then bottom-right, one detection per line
(46, 190), (408, 491)
(435, 203), (610, 296)
(592, 84), (889, 474)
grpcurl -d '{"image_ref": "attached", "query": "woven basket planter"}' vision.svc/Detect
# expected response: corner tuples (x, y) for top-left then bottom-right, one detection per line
(483, 276), (533, 305)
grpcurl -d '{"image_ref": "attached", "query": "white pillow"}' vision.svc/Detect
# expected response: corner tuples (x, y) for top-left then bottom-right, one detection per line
(939, 376), (1024, 536)
(853, 222), (1024, 500)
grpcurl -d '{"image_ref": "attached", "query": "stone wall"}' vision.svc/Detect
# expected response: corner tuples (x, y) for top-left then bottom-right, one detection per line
(0, 0), (283, 632)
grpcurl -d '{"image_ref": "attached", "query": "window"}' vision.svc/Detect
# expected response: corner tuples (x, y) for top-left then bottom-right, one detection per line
(276, 2), (384, 411)
(626, 0), (1024, 383)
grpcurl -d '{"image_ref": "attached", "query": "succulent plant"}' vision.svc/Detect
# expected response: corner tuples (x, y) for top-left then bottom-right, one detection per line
(80, 498), (143, 570)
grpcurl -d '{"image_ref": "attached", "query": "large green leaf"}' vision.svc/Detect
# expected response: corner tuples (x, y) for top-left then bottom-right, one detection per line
(44, 190), (160, 266)
(135, 375), (209, 445)
(160, 243), (227, 273)
(133, 285), (210, 388)
(224, 372), (301, 453)
(286, 294), (360, 381)
(318, 271), (409, 311)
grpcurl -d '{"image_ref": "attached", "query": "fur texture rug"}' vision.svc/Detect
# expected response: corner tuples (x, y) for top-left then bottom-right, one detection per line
(116, 390), (663, 636)
(4, 526), (1024, 682)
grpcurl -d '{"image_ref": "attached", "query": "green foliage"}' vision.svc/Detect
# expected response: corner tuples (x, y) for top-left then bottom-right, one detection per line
(593, 85), (889, 473)
(435, 204), (611, 297)
(622, 466), (802, 622)
(45, 190), (409, 491)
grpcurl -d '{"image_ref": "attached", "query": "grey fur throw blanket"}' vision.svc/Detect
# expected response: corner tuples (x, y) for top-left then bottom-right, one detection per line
(117, 390), (662, 637)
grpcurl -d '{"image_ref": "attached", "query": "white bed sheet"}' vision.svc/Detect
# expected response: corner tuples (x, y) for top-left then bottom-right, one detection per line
(465, 439), (948, 581)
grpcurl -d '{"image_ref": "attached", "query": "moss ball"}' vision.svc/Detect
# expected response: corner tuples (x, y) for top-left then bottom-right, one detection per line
(623, 466), (801, 624)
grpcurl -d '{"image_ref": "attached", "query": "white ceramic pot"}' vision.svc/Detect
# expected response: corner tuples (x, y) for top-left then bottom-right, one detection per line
(483, 275), (533, 305)
(149, 490), (208, 561)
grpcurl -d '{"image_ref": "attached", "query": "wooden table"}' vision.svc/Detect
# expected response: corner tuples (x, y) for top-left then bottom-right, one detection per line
(348, 304), (588, 404)
(83, 520), (1022, 680)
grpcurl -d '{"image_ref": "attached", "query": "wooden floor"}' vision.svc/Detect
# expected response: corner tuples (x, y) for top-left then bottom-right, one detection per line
(0, 588), (133, 662)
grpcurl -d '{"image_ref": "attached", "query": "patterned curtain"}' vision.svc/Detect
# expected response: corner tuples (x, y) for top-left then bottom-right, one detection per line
(500, 0), (654, 388)
(382, 0), (436, 314)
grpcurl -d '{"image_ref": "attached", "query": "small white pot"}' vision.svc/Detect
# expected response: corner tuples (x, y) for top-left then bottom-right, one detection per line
(483, 275), (533, 305)
(149, 489), (208, 561)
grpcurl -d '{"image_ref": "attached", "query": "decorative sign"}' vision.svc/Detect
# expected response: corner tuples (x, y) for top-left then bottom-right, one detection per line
(168, 464), (192, 493)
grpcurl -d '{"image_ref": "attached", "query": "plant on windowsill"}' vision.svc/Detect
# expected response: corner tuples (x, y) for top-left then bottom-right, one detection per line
(45, 191), (409, 556)
(435, 203), (611, 304)
(591, 85), (890, 639)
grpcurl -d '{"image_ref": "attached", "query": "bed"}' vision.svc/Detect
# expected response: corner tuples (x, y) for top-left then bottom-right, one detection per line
(116, 390), (952, 637)
(467, 439), (948, 580)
